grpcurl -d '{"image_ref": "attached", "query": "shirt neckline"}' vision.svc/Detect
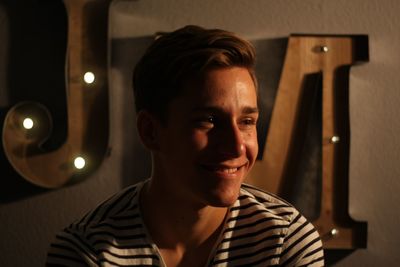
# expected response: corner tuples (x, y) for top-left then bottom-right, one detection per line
(135, 178), (241, 267)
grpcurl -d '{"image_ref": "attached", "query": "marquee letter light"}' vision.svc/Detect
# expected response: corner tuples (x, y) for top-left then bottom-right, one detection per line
(2, 0), (112, 188)
(247, 35), (369, 249)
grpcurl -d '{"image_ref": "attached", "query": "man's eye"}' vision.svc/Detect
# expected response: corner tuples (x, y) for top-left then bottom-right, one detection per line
(239, 117), (257, 129)
(242, 118), (256, 125)
(206, 116), (215, 123)
(195, 116), (215, 128)
(199, 115), (215, 124)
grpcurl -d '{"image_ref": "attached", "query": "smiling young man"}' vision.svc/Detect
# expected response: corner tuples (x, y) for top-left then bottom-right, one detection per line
(47, 25), (324, 266)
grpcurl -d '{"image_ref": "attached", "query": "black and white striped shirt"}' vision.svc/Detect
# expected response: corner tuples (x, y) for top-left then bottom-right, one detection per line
(47, 181), (324, 266)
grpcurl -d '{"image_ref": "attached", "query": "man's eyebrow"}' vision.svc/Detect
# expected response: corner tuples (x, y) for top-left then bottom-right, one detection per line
(242, 107), (259, 114)
(191, 106), (259, 114)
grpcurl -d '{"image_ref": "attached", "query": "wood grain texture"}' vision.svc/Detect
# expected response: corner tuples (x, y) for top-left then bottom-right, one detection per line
(247, 35), (368, 249)
(2, 0), (111, 188)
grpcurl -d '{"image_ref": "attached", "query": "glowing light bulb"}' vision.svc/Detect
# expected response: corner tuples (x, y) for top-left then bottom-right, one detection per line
(321, 46), (329, 53)
(23, 118), (34, 129)
(74, 156), (86, 169)
(331, 135), (340, 143)
(330, 228), (339, 237)
(83, 72), (95, 84)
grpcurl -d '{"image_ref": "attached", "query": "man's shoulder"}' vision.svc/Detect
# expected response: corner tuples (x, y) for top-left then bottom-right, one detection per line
(71, 181), (144, 230)
(239, 183), (299, 224)
(236, 183), (324, 266)
(47, 181), (158, 266)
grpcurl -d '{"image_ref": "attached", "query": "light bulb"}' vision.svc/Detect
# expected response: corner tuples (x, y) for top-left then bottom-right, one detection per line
(83, 72), (95, 84)
(330, 228), (339, 236)
(74, 156), (86, 169)
(331, 136), (340, 143)
(23, 118), (34, 129)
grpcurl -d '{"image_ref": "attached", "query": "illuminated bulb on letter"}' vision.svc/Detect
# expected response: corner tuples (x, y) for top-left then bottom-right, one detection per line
(321, 46), (329, 53)
(331, 135), (340, 143)
(23, 118), (34, 129)
(74, 156), (86, 169)
(83, 72), (95, 84)
(330, 228), (339, 236)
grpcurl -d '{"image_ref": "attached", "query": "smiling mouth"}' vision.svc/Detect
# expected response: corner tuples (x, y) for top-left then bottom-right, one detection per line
(201, 163), (246, 175)
(210, 166), (238, 173)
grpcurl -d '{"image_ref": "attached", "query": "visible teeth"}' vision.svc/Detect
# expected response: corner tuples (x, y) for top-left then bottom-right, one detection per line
(222, 168), (238, 173)
(203, 165), (240, 173)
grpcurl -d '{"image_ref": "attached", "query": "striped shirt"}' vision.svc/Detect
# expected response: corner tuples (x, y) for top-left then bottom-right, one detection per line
(47, 181), (324, 266)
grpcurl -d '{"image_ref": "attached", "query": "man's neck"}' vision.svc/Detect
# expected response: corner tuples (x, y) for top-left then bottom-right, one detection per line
(139, 178), (228, 266)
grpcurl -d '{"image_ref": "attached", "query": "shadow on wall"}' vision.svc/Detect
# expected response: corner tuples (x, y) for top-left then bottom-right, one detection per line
(110, 36), (155, 188)
(0, 0), (68, 203)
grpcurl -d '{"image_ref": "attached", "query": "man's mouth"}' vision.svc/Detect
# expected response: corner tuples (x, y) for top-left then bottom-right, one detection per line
(210, 166), (238, 173)
(201, 163), (247, 175)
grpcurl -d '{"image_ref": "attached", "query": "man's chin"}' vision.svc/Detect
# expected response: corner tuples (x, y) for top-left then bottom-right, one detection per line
(192, 178), (243, 207)
(205, 190), (240, 208)
(208, 200), (237, 208)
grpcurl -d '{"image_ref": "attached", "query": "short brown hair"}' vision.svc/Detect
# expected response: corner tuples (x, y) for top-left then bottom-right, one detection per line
(133, 25), (256, 122)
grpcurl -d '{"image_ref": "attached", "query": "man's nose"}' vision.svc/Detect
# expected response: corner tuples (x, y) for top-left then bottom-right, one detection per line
(216, 123), (245, 157)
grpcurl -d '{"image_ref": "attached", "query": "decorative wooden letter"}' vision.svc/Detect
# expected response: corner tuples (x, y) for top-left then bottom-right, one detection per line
(2, 0), (112, 188)
(247, 35), (369, 249)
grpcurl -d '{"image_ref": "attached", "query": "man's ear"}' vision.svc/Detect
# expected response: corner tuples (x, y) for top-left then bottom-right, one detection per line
(136, 110), (161, 151)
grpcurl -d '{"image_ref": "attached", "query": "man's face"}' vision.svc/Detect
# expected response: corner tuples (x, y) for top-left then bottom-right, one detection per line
(155, 67), (259, 207)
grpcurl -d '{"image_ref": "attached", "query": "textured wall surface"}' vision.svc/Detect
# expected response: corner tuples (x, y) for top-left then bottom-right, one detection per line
(1, 0), (400, 266)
